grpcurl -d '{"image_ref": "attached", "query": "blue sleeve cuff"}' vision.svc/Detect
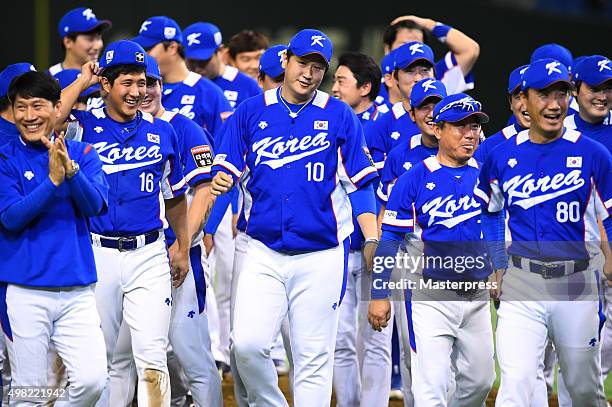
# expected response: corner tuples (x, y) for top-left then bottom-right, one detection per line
(348, 183), (376, 217)
(371, 230), (403, 300)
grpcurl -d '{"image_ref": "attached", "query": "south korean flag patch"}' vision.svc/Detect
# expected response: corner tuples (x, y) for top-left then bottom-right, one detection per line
(191, 145), (213, 168)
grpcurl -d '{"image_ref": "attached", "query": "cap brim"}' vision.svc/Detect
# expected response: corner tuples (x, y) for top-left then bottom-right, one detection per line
(397, 57), (434, 71)
(91, 20), (112, 33)
(131, 35), (161, 50)
(581, 77), (612, 88)
(413, 93), (445, 108)
(524, 78), (572, 91)
(261, 66), (284, 78)
(292, 50), (330, 66)
(461, 111), (490, 124)
(145, 72), (162, 81)
(185, 47), (217, 61)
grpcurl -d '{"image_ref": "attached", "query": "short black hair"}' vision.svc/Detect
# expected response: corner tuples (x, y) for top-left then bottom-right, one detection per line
(60, 26), (106, 53)
(160, 40), (185, 59)
(101, 64), (146, 86)
(0, 97), (10, 113)
(8, 71), (61, 105)
(383, 20), (429, 49)
(228, 30), (269, 59)
(337, 52), (382, 102)
(258, 70), (285, 83)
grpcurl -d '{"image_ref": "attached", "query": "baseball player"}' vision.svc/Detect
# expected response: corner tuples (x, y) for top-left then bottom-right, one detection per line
(473, 64), (530, 163)
(330, 51), (390, 407)
(374, 50), (398, 114)
(530, 43), (580, 116)
(48, 7), (111, 75)
(107, 54), (222, 407)
(57, 40), (191, 406)
(257, 45), (287, 90)
(555, 54), (612, 407)
(210, 29), (379, 406)
(183, 22), (262, 109)
(132, 16), (232, 137)
(53, 69), (101, 111)
(369, 92), (495, 406)
(225, 30), (270, 80)
(367, 41), (435, 172)
(0, 63), (36, 145)
(384, 15), (480, 94)
(377, 77), (446, 231)
(475, 58), (610, 406)
(0, 71), (108, 405)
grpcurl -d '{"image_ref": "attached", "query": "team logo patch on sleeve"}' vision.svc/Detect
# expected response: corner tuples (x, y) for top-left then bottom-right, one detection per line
(314, 120), (328, 130)
(566, 156), (582, 168)
(363, 146), (375, 167)
(191, 145), (213, 168)
(383, 210), (398, 220)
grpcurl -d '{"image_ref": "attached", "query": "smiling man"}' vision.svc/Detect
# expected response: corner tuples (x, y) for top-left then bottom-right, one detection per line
(369, 92), (494, 407)
(209, 29), (379, 406)
(0, 71), (108, 405)
(48, 7), (112, 76)
(57, 40), (191, 407)
(476, 58), (610, 406)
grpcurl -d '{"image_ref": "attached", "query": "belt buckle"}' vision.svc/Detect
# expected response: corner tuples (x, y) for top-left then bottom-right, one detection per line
(117, 237), (130, 252)
(540, 262), (558, 279)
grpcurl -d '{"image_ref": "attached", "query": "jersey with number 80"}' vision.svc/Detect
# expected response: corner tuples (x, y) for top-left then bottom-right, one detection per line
(70, 108), (186, 236)
(475, 129), (612, 261)
(211, 88), (378, 252)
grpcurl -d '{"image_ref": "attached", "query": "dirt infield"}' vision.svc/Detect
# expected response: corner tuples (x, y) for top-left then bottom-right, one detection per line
(220, 374), (561, 407)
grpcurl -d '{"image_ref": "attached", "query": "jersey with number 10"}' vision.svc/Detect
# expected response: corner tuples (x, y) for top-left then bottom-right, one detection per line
(211, 88), (378, 252)
(475, 129), (612, 261)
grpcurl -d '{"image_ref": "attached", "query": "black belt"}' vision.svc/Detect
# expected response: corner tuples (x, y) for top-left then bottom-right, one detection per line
(95, 230), (161, 252)
(511, 255), (588, 279)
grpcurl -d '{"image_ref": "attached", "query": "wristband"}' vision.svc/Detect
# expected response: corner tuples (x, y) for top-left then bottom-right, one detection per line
(432, 22), (452, 43)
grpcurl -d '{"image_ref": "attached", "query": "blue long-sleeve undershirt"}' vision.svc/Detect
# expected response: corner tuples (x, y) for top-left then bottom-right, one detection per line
(370, 229), (403, 300)
(480, 210), (509, 270)
(348, 183), (376, 217)
(67, 170), (106, 217)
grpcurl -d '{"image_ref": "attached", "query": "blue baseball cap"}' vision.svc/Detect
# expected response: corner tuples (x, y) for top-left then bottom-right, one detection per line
(287, 29), (333, 66)
(58, 8), (111, 38)
(132, 16), (182, 50)
(53, 69), (100, 97)
(573, 55), (612, 87)
(433, 93), (489, 124)
(0, 63), (36, 97)
(183, 22), (223, 61)
(394, 41), (435, 71)
(144, 54), (162, 81)
(530, 43), (573, 72)
(99, 40), (147, 71)
(521, 58), (571, 91)
(381, 50), (396, 75)
(259, 45), (287, 78)
(508, 64), (529, 94)
(410, 78), (447, 108)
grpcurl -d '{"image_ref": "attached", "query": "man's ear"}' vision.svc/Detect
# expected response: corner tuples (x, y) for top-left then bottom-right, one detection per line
(281, 51), (288, 70)
(359, 82), (372, 98)
(100, 76), (112, 94)
(433, 123), (442, 141)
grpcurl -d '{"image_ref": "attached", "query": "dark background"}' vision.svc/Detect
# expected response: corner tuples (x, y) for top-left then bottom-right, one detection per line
(3, 0), (611, 131)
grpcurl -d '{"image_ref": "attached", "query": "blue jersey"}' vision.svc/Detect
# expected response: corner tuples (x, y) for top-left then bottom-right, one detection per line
(375, 84), (391, 111)
(474, 122), (526, 163)
(162, 72), (232, 137)
(377, 134), (438, 203)
(0, 117), (19, 146)
(213, 66), (262, 110)
(70, 108), (186, 236)
(475, 129), (612, 261)
(159, 110), (214, 245)
(381, 156), (491, 281)
(564, 112), (612, 153)
(48, 64), (104, 112)
(0, 136), (108, 286)
(367, 102), (420, 171)
(347, 103), (384, 251)
(211, 88), (378, 252)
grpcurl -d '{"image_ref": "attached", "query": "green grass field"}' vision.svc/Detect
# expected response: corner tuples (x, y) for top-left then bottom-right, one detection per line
(490, 304), (612, 400)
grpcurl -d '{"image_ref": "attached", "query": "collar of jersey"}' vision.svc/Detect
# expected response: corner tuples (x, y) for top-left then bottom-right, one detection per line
(515, 128), (580, 145)
(423, 155), (479, 173)
(102, 108), (141, 133)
